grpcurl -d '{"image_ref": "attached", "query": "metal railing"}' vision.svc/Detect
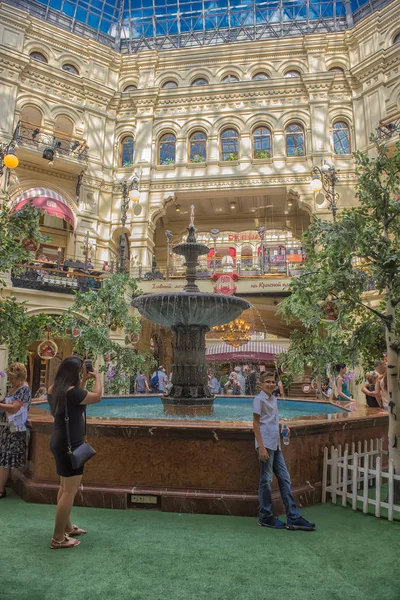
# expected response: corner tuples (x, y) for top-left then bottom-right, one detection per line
(376, 112), (400, 142)
(140, 256), (304, 281)
(11, 262), (104, 294)
(16, 121), (89, 163)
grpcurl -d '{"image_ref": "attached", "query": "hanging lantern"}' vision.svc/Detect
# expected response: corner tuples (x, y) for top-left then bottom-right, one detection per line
(3, 151), (19, 169)
(320, 301), (338, 322)
(72, 322), (81, 337)
(38, 330), (58, 360)
(23, 239), (37, 251)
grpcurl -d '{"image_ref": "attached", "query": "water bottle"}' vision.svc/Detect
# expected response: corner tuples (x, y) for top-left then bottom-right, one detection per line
(282, 424), (290, 445)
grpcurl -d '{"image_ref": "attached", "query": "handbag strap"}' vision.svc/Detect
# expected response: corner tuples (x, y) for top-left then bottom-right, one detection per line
(64, 390), (87, 454)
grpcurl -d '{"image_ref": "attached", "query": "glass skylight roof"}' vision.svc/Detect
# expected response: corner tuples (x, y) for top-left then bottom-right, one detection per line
(6, 0), (390, 53)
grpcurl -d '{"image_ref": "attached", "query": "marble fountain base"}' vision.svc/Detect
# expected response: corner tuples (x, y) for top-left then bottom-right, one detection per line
(13, 405), (388, 516)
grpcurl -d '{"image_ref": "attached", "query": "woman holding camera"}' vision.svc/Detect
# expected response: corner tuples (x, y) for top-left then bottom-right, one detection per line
(48, 356), (102, 549)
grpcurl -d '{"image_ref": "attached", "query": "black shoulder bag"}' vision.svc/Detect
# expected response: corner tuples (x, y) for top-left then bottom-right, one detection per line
(65, 398), (96, 470)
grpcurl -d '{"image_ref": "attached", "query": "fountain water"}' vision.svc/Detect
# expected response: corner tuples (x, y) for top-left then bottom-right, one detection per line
(133, 208), (250, 415)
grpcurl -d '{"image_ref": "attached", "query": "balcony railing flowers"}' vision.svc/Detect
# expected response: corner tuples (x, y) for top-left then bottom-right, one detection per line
(17, 121), (89, 163)
(190, 154), (206, 163)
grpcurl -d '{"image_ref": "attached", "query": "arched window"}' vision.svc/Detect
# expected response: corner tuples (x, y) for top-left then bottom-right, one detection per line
(54, 115), (75, 155)
(162, 80), (178, 89)
(30, 51), (47, 63)
(284, 70), (301, 78)
(189, 131), (207, 162)
(393, 32), (400, 44)
(123, 84), (137, 92)
(159, 133), (176, 165)
(253, 126), (272, 159)
(333, 121), (350, 155)
(220, 128), (239, 161)
(62, 63), (79, 75)
(286, 123), (305, 157)
(21, 105), (42, 126)
(192, 78), (208, 86)
(120, 136), (135, 167)
(54, 115), (74, 136)
(222, 74), (239, 83)
(329, 66), (345, 74)
(253, 72), (270, 81)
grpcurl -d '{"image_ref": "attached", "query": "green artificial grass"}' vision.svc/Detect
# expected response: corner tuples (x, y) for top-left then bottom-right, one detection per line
(1, 489), (399, 600)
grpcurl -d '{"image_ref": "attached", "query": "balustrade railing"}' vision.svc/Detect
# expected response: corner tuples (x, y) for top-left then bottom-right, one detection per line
(11, 262), (104, 294)
(16, 120), (89, 163)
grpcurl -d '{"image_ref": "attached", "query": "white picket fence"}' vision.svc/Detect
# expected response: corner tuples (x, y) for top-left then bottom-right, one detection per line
(322, 438), (400, 521)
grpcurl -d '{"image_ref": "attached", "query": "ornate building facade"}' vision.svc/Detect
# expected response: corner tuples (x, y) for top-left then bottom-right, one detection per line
(0, 0), (399, 381)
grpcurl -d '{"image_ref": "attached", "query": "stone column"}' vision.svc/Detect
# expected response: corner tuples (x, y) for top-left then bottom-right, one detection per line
(164, 324), (214, 415)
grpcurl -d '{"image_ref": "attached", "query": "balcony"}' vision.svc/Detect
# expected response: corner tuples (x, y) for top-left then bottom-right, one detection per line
(11, 262), (104, 294)
(376, 112), (400, 142)
(15, 121), (89, 174)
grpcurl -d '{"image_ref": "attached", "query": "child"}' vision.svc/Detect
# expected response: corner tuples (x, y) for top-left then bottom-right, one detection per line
(253, 372), (316, 530)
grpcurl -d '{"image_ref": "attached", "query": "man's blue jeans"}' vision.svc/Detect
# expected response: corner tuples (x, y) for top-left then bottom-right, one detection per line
(258, 448), (301, 522)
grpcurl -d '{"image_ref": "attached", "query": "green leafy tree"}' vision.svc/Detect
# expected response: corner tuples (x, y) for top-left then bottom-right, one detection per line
(67, 273), (153, 393)
(0, 191), (48, 282)
(279, 139), (400, 490)
(0, 192), (51, 362)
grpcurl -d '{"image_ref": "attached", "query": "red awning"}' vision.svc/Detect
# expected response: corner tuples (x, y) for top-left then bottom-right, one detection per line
(12, 188), (76, 230)
(205, 341), (287, 362)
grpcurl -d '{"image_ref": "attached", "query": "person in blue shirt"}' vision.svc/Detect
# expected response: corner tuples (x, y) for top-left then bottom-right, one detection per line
(253, 372), (316, 530)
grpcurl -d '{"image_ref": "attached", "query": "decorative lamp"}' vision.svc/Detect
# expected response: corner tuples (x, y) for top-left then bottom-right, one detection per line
(128, 188), (140, 203)
(3, 151), (19, 169)
(310, 174), (323, 193)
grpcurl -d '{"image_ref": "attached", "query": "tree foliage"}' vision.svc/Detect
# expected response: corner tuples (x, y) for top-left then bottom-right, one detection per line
(279, 138), (400, 477)
(66, 273), (153, 393)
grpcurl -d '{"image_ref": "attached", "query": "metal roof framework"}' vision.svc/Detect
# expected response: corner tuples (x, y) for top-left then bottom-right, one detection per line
(3, 0), (393, 53)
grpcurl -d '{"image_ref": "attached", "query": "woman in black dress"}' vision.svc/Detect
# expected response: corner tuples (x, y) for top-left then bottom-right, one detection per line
(48, 356), (102, 549)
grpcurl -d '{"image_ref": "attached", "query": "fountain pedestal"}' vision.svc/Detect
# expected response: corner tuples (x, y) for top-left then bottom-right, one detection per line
(163, 324), (214, 416)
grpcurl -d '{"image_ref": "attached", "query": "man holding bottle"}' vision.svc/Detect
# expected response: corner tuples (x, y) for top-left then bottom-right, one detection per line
(253, 372), (316, 531)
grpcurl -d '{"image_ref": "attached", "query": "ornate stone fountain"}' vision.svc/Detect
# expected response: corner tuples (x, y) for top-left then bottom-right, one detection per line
(133, 208), (250, 415)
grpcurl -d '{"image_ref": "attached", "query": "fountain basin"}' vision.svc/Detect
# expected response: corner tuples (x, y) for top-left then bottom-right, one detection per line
(132, 292), (250, 328)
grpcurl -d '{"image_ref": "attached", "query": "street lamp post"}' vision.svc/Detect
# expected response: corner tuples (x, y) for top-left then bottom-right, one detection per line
(310, 161), (339, 221)
(210, 228), (220, 274)
(165, 230), (173, 280)
(0, 122), (20, 185)
(257, 226), (266, 276)
(120, 171), (140, 272)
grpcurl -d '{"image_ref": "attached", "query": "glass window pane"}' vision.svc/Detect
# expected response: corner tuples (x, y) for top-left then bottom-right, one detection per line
(159, 134), (176, 164)
(333, 122), (350, 154)
(189, 132), (207, 162)
(221, 129), (239, 161)
(253, 127), (271, 158)
(192, 78), (208, 86)
(253, 72), (270, 80)
(121, 136), (135, 167)
(286, 124), (305, 156)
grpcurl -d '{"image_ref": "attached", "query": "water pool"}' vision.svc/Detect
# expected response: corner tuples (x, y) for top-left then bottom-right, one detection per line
(35, 396), (346, 421)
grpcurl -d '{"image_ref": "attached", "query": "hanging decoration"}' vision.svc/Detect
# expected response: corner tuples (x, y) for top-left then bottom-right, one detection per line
(37, 329), (58, 360)
(213, 318), (251, 348)
(72, 322), (81, 337)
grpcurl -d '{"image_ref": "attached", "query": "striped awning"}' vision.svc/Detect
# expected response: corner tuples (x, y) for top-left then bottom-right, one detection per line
(205, 341), (287, 362)
(11, 188), (76, 229)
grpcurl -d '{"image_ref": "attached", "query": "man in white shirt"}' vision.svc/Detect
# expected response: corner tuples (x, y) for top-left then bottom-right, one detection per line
(151, 366), (169, 393)
(253, 372), (316, 531)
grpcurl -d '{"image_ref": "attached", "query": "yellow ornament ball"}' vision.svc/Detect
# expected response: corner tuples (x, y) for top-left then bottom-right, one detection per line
(3, 152), (19, 169)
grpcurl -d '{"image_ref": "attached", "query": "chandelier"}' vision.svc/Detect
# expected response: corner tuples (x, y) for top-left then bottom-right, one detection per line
(213, 318), (251, 348)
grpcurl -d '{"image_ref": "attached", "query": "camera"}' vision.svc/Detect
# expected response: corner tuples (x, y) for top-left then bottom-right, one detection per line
(84, 360), (93, 373)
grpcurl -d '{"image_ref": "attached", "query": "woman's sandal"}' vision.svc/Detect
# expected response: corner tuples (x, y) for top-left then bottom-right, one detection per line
(50, 534), (80, 549)
(65, 525), (87, 536)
